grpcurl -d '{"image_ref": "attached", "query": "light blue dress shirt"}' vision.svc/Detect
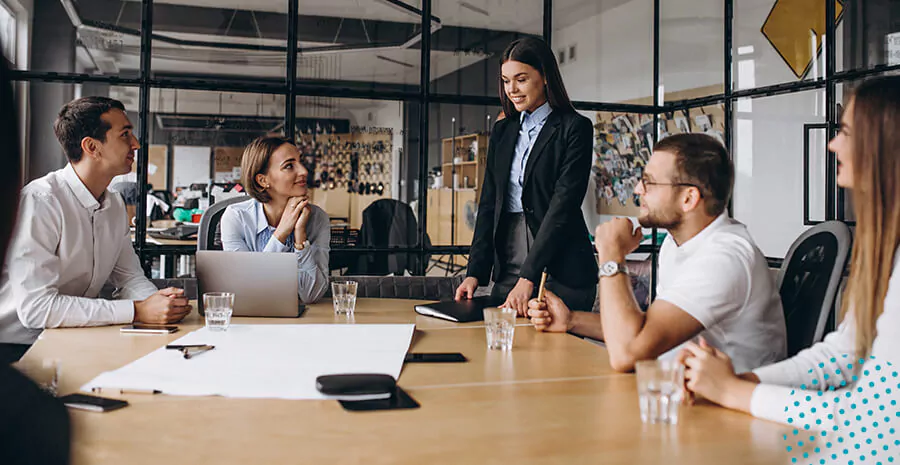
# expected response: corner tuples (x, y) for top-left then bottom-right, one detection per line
(506, 101), (552, 213)
(219, 199), (331, 304)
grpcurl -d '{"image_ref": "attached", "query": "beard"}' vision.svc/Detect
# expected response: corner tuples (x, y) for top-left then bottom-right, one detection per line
(638, 206), (682, 230)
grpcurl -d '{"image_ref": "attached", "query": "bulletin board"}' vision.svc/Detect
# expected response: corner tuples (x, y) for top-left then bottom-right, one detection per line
(594, 86), (726, 217)
(214, 147), (244, 183)
(148, 145), (168, 190)
(125, 145), (168, 191)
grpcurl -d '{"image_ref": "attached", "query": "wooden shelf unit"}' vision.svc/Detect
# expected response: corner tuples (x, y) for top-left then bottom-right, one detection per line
(439, 133), (488, 193)
(426, 133), (489, 246)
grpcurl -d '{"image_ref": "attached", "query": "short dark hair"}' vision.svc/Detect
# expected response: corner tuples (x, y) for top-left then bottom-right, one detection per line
(499, 37), (575, 118)
(53, 96), (126, 162)
(654, 133), (733, 216)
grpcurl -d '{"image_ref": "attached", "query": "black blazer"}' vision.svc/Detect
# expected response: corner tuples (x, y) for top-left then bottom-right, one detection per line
(466, 109), (599, 289)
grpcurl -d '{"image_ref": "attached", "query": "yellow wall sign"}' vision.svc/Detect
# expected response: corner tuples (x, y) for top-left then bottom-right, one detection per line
(761, 0), (844, 79)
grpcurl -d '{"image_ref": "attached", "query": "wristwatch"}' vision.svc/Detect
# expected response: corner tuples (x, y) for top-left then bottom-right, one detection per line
(598, 260), (628, 278)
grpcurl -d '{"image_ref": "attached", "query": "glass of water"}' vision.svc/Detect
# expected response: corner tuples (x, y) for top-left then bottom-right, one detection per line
(203, 292), (234, 332)
(331, 280), (358, 315)
(14, 358), (60, 396)
(483, 307), (516, 351)
(635, 359), (684, 424)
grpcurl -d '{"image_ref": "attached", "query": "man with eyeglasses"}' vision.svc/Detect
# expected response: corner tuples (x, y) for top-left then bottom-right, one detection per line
(528, 133), (786, 373)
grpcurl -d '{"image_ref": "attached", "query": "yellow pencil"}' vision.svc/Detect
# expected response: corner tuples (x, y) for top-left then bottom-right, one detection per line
(536, 271), (548, 302)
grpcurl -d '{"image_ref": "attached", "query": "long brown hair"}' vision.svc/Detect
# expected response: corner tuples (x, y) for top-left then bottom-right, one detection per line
(842, 76), (900, 357)
(499, 37), (575, 119)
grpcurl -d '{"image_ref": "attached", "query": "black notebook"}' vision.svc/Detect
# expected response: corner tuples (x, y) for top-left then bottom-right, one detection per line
(414, 296), (496, 323)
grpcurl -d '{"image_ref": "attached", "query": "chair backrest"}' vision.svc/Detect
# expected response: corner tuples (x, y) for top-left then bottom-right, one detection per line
(349, 199), (428, 276)
(324, 276), (464, 301)
(777, 221), (852, 357)
(197, 196), (250, 251)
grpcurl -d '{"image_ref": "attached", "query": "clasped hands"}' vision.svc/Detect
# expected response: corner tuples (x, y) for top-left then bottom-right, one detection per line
(274, 195), (312, 246)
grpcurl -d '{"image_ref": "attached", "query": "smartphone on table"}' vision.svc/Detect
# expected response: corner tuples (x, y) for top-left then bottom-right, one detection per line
(120, 324), (179, 334)
(404, 352), (467, 363)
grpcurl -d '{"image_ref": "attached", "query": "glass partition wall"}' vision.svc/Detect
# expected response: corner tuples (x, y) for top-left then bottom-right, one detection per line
(9, 0), (892, 282)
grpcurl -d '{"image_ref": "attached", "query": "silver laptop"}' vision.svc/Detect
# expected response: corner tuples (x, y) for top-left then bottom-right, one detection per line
(196, 251), (306, 317)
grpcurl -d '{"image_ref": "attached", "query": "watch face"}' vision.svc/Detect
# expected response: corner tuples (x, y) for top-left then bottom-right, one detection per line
(601, 261), (619, 276)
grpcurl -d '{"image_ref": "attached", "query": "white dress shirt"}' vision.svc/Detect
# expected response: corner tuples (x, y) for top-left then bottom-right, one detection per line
(0, 164), (158, 344)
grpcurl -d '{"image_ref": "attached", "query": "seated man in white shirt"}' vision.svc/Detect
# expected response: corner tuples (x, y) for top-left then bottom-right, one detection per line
(0, 96), (191, 359)
(528, 133), (787, 373)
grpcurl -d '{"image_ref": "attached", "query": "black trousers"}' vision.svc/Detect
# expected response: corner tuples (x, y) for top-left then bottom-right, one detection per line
(490, 212), (596, 311)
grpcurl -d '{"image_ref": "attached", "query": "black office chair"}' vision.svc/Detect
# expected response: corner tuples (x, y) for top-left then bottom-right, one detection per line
(324, 276), (465, 301)
(348, 199), (430, 276)
(197, 196), (250, 251)
(777, 221), (852, 357)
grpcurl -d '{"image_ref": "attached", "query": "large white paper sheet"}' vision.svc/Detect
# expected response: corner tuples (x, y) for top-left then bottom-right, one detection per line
(82, 324), (415, 400)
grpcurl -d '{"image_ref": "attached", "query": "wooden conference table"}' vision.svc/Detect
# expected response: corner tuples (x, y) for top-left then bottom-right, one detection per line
(22, 299), (792, 465)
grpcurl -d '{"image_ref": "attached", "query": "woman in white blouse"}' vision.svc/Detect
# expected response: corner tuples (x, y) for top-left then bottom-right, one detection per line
(219, 136), (330, 304)
(679, 76), (900, 456)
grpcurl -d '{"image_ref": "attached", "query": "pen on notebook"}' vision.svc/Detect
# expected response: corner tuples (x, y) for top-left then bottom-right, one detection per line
(182, 345), (215, 359)
(166, 344), (210, 350)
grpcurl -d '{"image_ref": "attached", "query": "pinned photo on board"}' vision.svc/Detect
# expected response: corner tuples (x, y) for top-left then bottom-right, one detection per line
(674, 116), (690, 134)
(613, 115), (635, 134)
(694, 114), (712, 132)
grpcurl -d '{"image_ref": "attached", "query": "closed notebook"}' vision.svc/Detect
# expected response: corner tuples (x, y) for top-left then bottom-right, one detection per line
(414, 296), (495, 323)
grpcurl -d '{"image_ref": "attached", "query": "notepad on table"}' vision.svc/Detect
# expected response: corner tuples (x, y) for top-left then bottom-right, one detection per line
(414, 296), (495, 323)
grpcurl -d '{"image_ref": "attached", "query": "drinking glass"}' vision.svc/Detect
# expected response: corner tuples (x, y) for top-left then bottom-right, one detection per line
(635, 359), (684, 424)
(331, 281), (358, 315)
(483, 307), (516, 351)
(203, 292), (234, 332)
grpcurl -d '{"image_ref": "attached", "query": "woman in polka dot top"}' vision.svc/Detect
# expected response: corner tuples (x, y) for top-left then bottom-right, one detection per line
(678, 76), (900, 462)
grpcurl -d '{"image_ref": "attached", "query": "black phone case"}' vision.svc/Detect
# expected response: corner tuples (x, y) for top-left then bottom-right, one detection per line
(338, 387), (419, 412)
(315, 374), (396, 396)
(404, 352), (467, 363)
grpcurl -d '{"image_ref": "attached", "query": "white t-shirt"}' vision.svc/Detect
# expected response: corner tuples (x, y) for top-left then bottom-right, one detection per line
(656, 214), (787, 372)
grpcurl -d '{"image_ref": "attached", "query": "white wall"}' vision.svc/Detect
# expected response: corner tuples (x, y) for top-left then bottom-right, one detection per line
(554, 0), (654, 103)
(172, 146), (211, 188)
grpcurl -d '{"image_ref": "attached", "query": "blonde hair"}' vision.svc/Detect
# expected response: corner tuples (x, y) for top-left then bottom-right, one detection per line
(841, 76), (900, 357)
(240, 136), (293, 203)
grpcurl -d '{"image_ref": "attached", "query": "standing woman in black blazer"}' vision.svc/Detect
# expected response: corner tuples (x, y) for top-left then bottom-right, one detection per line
(455, 37), (598, 315)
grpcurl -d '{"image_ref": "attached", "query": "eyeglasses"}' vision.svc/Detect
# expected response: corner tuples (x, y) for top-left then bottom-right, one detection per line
(638, 175), (703, 196)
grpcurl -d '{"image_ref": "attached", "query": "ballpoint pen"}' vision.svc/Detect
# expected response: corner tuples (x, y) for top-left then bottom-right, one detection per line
(166, 344), (215, 359)
(181, 345), (214, 359)
(92, 387), (161, 395)
(166, 344), (210, 350)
